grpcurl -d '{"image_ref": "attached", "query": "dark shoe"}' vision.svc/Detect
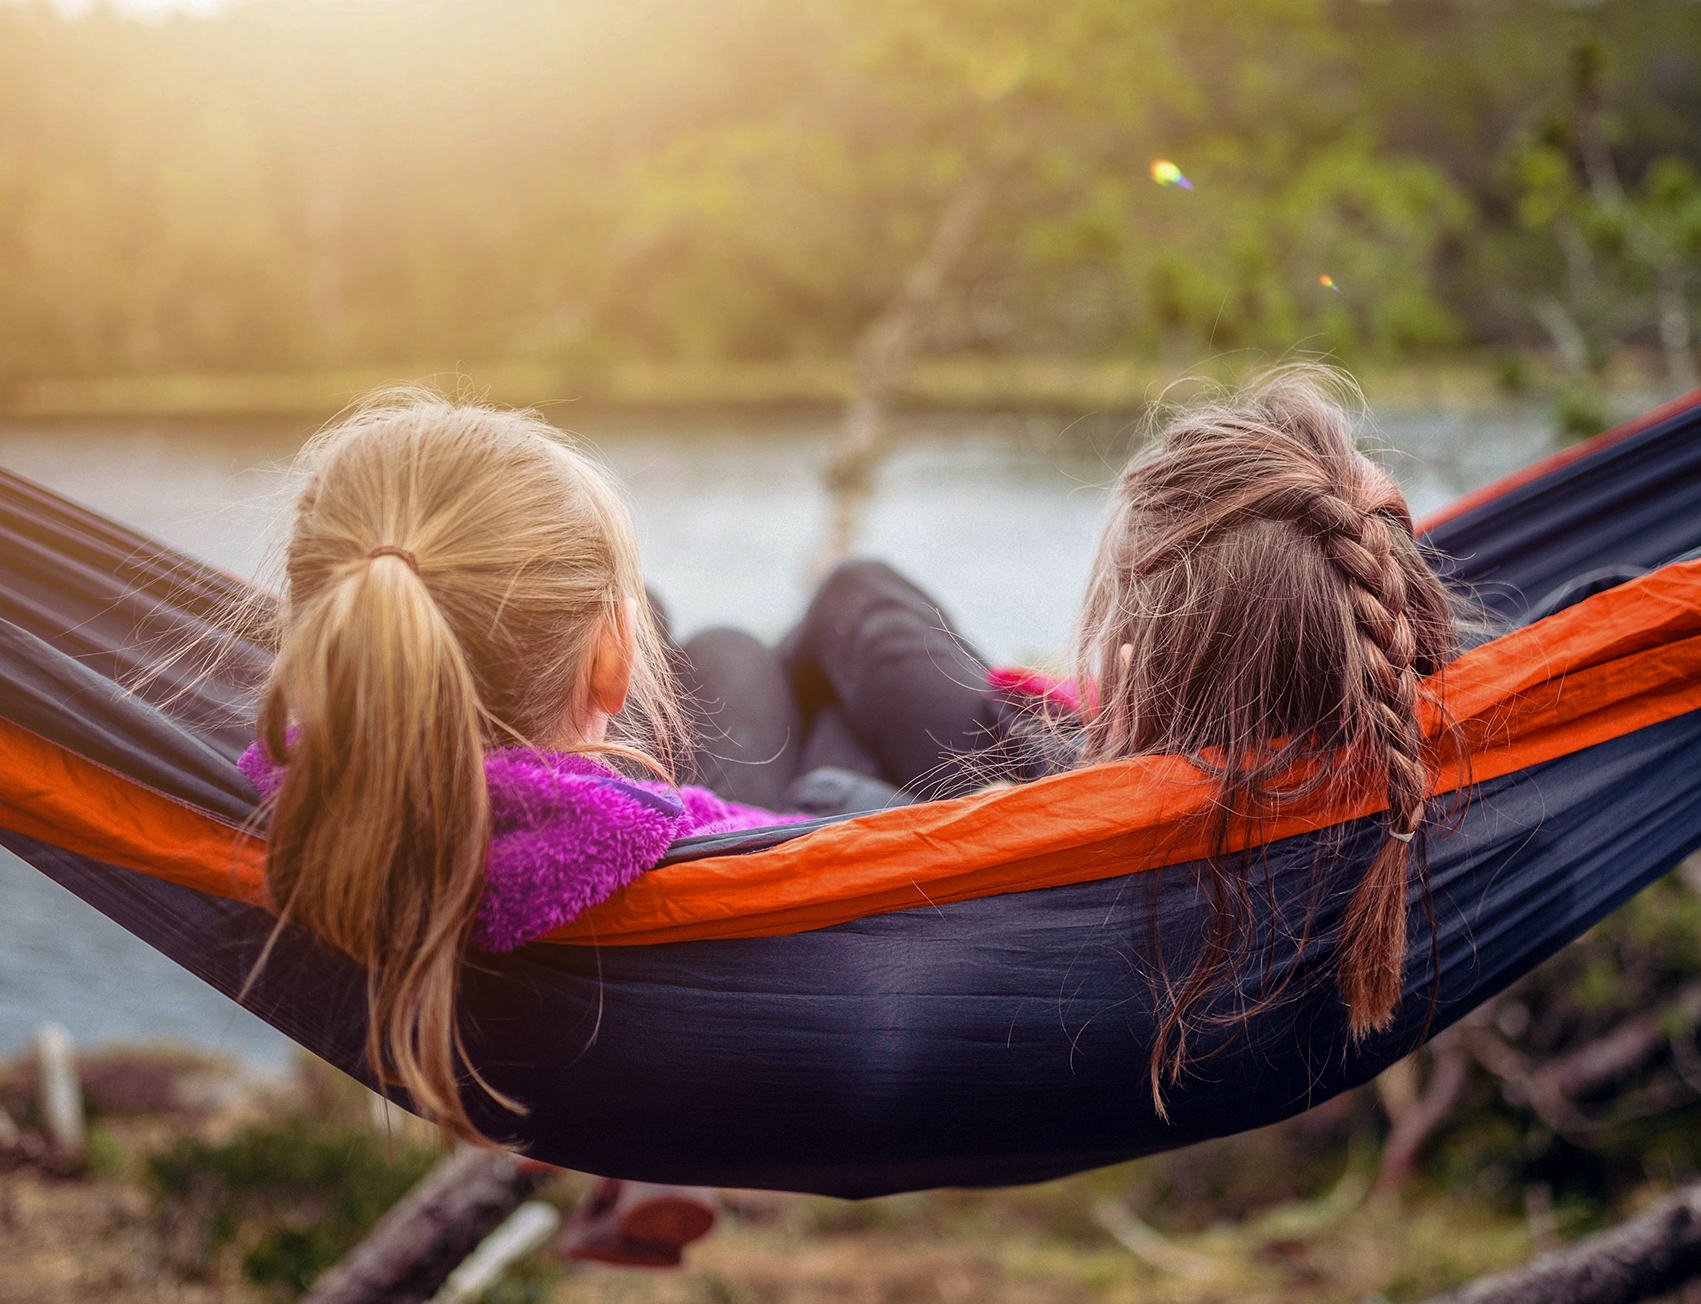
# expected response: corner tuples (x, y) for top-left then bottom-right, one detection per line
(615, 1182), (719, 1247)
(559, 1222), (684, 1269)
(557, 1179), (715, 1270)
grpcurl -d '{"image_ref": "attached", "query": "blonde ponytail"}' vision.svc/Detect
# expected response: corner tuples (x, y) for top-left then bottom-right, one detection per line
(255, 391), (685, 1141)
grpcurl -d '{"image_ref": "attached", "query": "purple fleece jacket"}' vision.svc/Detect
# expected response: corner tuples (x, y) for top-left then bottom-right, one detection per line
(237, 744), (799, 952)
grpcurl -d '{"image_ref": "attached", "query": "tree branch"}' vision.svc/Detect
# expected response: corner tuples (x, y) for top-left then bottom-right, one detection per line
(1465, 983), (1701, 1139)
(822, 172), (995, 562)
(1374, 1030), (1472, 1198)
(1417, 1182), (1701, 1304)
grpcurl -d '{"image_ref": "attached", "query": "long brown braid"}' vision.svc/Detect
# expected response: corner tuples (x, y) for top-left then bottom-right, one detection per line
(1301, 482), (1434, 1032)
(1072, 366), (1463, 1104)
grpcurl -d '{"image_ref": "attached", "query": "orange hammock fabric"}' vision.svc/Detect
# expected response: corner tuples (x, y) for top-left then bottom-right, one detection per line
(5, 557), (1700, 947)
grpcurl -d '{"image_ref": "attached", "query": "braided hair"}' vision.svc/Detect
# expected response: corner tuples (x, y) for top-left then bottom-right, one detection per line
(1073, 366), (1461, 1102)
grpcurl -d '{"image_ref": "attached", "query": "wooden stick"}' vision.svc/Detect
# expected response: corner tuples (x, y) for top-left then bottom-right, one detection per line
(34, 1023), (85, 1163)
(430, 1200), (562, 1304)
(1417, 1182), (1701, 1304)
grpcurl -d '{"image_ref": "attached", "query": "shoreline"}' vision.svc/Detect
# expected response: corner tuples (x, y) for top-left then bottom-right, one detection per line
(0, 354), (1669, 423)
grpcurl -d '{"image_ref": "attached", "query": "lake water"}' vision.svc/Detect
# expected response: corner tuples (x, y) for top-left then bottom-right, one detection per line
(0, 400), (1564, 1069)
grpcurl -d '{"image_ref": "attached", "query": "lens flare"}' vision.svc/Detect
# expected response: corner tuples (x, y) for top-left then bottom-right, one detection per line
(1318, 274), (1341, 292)
(1149, 159), (1192, 190)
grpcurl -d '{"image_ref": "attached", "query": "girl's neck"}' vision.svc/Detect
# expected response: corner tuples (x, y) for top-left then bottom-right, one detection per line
(548, 704), (609, 752)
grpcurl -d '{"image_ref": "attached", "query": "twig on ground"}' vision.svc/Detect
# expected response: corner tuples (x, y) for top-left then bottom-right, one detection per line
(1092, 1199), (1217, 1280)
(429, 1200), (562, 1304)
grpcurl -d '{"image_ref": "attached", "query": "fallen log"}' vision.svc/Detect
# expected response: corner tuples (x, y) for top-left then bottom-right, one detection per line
(301, 1146), (548, 1304)
(1418, 1182), (1701, 1304)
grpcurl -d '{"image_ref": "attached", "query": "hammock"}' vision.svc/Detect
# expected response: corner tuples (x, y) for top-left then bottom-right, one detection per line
(2, 391), (1700, 1199)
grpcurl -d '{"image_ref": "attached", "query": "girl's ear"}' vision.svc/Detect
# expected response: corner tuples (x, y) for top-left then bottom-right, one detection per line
(588, 597), (638, 716)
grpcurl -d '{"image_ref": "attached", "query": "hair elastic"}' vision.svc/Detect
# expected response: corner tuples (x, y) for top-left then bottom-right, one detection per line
(367, 545), (419, 573)
(1387, 828), (1416, 844)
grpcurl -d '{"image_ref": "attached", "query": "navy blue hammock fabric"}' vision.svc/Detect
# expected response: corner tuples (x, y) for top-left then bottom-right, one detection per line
(2, 391), (1701, 1199)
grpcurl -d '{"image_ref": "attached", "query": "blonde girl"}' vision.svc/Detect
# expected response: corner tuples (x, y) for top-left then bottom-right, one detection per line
(240, 394), (793, 1156)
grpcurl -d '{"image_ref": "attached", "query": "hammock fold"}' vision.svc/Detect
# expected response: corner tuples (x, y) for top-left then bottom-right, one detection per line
(2, 391), (1700, 1197)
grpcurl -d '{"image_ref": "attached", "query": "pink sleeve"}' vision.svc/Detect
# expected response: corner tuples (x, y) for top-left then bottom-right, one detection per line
(474, 763), (687, 951)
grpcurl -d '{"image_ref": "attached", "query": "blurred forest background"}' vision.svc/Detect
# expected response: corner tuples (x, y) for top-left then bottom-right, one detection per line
(2, 0), (1700, 416)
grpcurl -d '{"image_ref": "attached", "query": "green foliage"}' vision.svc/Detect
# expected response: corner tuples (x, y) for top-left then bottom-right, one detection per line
(1554, 383), (1610, 442)
(85, 1126), (130, 1177)
(1491, 349), (1532, 395)
(0, 0), (1697, 382)
(147, 1110), (438, 1294)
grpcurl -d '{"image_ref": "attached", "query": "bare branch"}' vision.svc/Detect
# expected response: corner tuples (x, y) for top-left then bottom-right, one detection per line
(1464, 983), (1701, 1139)
(1374, 1031), (1472, 1198)
(822, 173), (995, 562)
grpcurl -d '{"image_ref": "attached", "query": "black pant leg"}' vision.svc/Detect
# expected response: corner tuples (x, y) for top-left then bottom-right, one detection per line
(783, 559), (1001, 801)
(797, 701), (884, 779)
(677, 626), (804, 810)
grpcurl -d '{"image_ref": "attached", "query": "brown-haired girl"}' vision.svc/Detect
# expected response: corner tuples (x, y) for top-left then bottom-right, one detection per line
(1069, 367), (1462, 1087)
(775, 366), (1463, 1074)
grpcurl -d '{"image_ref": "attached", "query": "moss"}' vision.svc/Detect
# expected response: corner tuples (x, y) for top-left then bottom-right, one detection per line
(147, 1109), (439, 1295)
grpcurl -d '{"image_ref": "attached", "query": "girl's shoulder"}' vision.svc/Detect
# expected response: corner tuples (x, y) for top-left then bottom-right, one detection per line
(644, 780), (809, 838)
(474, 750), (807, 947)
(477, 748), (688, 951)
(483, 749), (804, 836)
